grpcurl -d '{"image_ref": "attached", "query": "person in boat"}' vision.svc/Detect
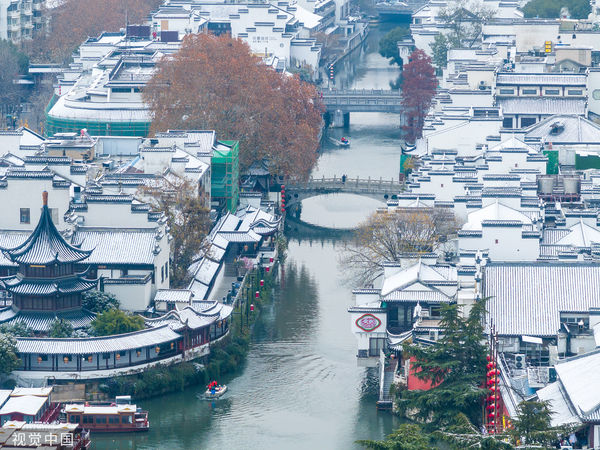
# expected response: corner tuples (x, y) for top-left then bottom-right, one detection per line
(341, 137), (348, 143)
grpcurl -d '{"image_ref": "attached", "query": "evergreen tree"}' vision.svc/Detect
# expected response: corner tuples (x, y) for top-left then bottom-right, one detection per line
(0, 332), (19, 375)
(82, 290), (120, 313)
(378, 26), (409, 66)
(91, 309), (145, 336)
(356, 423), (430, 450)
(510, 400), (573, 448)
(430, 34), (450, 70)
(398, 300), (488, 427)
(49, 318), (74, 338)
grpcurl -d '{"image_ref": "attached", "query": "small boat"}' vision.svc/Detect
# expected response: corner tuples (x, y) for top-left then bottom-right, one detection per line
(329, 137), (350, 147)
(63, 395), (149, 432)
(205, 385), (227, 399)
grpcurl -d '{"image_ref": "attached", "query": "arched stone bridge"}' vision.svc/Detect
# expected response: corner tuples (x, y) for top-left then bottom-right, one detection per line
(284, 176), (404, 208)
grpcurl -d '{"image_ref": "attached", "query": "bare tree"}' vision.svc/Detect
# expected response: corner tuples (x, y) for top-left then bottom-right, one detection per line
(437, 0), (496, 48)
(139, 173), (211, 288)
(340, 208), (459, 286)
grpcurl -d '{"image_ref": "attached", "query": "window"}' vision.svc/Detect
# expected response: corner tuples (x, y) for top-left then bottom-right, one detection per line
(161, 266), (164, 283)
(499, 88), (514, 95)
(69, 415), (80, 424)
(20, 208), (30, 224)
(102, 353), (110, 360)
(82, 415), (92, 424)
(95, 416), (107, 424)
(368, 337), (387, 357)
(520, 117), (537, 128)
(111, 87), (131, 93)
(108, 416), (119, 424)
(38, 354), (48, 362)
(522, 88), (537, 95)
(593, 89), (600, 100)
(502, 117), (513, 128)
(567, 89), (583, 95)
(430, 305), (441, 317)
(122, 415), (133, 424)
(545, 89), (560, 95)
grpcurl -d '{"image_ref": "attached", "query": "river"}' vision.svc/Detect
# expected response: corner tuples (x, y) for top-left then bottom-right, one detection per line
(93, 24), (405, 450)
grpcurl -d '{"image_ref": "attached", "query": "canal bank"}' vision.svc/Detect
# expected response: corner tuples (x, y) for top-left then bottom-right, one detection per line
(92, 25), (404, 449)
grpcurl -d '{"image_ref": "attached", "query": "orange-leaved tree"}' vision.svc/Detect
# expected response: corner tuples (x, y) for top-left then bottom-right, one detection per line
(144, 33), (324, 180)
(401, 49), (437, 144)
(27, 0), (161, 63)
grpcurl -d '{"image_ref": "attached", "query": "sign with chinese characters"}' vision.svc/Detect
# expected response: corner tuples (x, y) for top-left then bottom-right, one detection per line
(355, 314), (382, 332)
(10, 432), (73, 447)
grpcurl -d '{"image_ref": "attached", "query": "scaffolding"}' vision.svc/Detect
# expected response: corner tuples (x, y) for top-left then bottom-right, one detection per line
(211, 140), (240, 213)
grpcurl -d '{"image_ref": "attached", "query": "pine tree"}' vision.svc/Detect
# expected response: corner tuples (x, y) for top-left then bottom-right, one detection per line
(398, 300), (488, 427)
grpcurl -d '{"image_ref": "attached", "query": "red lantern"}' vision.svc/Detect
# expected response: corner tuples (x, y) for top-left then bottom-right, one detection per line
(281, 185), (285, 190)
(266, 267), (270, 272)
(495, 368), (501, 376)
(487, 404), (496, 411)
(489, 385), (497, 392)
(488, 412), (495, 419)
(486, 355), (491, 361)
(250, 304), (254, 312)
(255, 291), (259, 298)
(487, 362), (496, 370)
(269, 257), (274, 263)
(260, 279), (264, 287)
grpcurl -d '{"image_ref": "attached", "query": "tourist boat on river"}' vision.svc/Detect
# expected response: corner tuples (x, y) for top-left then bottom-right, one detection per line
(63, 396), (149, 432)
(330, 137), (350, 147)
(204, 383), (227, 399)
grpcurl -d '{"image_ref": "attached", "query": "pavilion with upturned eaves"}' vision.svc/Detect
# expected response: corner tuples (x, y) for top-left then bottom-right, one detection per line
(0, 192), (97, 333)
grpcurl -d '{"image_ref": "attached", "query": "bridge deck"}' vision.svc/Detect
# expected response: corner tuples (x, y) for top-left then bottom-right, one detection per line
(285, 176), (403, 206)
(321, 89), (403, 113)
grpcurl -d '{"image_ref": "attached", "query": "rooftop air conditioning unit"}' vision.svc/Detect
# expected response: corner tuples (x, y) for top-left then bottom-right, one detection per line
(514, 354), (525, 369)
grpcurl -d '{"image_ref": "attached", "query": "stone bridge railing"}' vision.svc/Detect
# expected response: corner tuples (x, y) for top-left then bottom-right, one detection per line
(286, 176), (403, 201)
(320, 89), (403, 113)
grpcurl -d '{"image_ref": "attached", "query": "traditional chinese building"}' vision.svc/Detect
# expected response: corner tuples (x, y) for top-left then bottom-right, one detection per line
(0, 192), (97, 333)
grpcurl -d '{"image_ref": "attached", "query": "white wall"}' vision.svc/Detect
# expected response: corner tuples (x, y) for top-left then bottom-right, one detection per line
(460, 226), (539, 261)
(77, 202), (159, 229)
(514, 22), (560, 53)
(588, 69), (600, 119)
(105, 279), (153, 312)
(0, 178), (71, 230)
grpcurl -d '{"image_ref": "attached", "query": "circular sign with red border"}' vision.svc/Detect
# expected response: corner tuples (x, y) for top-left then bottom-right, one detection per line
(355, 313), (382, 332)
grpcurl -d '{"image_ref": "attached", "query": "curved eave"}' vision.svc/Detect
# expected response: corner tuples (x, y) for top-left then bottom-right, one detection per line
(3, 277), (97, 297)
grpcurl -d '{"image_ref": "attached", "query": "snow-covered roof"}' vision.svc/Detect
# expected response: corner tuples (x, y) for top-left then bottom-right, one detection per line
(463, 200), (532, 231)
(483, 263), (600, 336)
(554, 220), (600, 248)
(381, 260), (457, 298)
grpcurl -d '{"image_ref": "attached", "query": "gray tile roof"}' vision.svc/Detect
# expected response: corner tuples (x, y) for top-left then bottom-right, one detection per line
(15, 324), (180, 354)
(154, 289), (193, 303)
(0, 308), (95, 332)
(498, 98), (586, 115)
(524, 115), (600, 143)
(3, 205), (91, 265)
(2, 275), (96, 296)
(72, 229), (160, 265)
(483, 263), (600, 336)
(496, 73), (586, 86)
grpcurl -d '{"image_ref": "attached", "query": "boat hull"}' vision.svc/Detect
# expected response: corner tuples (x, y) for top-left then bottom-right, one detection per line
(205, 385), (228, 399)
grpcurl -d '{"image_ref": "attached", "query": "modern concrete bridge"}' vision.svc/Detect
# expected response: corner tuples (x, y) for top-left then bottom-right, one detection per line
(285, 176), (403, 208)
